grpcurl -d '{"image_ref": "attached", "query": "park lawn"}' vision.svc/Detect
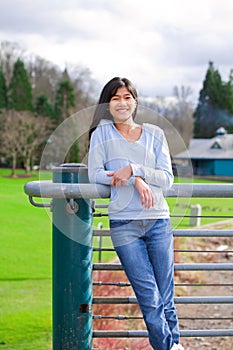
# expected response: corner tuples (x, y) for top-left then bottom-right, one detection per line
(0, 168), (232, 349)
(0, 169), (52, 350)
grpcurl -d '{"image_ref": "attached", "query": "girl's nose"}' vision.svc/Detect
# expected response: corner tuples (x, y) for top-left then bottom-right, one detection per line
(118, 98), (127, 105)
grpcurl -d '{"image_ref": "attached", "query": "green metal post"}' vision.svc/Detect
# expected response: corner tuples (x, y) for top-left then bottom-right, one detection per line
(52, 164), (93, 350)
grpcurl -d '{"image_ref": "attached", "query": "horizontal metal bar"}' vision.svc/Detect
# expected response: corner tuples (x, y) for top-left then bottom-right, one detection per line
(93, 282), (233, 287)
(93, 248), (233, 254)
(93, 297), (137, 304)
(93, 329), (233, 338)
(93, 315), (142, 320)
(24, 181), (233, 199)
(93, 296), (233, 304)
(94, 213), (233, 218)
(93, 229), (233, 237)
(24, 181), (111, 199)
(181, 329), (233, 337)
(172, 215), (233, 218)
(167, 183), (233, 198)
(93, 330), (147, 338)
(93, 315), (233, 321)
(174, 230), (233, 237)
(175, 250), (233, 253)
(93, 263), (233, 271)
(176, 263), (233, 271)
(175, 296), (233, 304)
(175, 283), (233, 287)
(93, 281), (131, 287)
(93, 248), (115, 252)
(95, 213), (232, 218)
(95, 204), (109, 208)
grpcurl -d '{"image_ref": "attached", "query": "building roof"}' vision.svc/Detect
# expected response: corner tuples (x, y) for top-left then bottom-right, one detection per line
(174, 132), (233, 160)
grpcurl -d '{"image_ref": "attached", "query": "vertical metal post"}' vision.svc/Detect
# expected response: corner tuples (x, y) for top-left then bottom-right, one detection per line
(190, 204), (202, 227)
(52, 164), (93, 350)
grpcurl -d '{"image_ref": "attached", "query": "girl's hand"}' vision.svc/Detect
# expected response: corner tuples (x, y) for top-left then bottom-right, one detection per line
(107, 165), (132, 187)
(134, 176), (154, 209)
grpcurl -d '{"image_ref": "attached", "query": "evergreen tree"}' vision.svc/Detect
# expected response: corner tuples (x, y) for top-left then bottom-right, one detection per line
(0, 65), (7, 109)
(193, 62), (233, 138)
(8, 59), (33, 111)
(54, 79), (75, 122)
(199, 62), (223, 107)
(35, 93), (54, 118)
(222, 69), (233, 115)
(54, 78), (79, 162)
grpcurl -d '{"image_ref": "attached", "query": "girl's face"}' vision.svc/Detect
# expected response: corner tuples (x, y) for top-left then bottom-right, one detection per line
(109, 87), (137, 124)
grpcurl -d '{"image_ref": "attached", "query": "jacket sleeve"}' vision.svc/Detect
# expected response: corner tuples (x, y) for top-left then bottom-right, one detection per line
(130, 129), (174, 192)
(88, 127), (112, 185)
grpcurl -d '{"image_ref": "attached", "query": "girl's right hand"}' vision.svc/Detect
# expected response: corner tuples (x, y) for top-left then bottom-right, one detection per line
(134, 177), (155, 209)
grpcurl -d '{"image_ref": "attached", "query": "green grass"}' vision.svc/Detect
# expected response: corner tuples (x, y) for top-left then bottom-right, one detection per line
(0, 168), (232, 349)
(0, 169), (52, 350)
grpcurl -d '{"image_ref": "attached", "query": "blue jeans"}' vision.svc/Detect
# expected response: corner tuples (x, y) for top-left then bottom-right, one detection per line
(110, 218), (180, 350)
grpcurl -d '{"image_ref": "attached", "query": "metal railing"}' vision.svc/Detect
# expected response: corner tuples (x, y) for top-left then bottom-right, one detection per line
(24, 165), (233, 349)
(91, 183), (233, 341)
(92, 227), (233, 340)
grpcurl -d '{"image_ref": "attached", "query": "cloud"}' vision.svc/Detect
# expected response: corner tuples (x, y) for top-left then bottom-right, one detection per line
(0, 0), (233, 101)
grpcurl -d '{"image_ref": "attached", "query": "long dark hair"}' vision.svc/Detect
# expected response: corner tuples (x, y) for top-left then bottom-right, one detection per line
(89, 77), (138, 140)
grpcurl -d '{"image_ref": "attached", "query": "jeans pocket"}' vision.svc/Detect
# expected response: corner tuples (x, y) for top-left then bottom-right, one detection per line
(110, 220), (132, 229)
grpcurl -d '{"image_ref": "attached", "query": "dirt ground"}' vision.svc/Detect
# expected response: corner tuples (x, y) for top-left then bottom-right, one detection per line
(175, 220), (233, 350)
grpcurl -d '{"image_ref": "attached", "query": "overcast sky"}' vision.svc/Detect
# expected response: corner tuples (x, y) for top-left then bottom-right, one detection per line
(1, 0), (233, 103)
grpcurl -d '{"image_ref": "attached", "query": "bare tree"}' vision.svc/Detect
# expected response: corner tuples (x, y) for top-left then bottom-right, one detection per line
(65, 63), (98, 108)
(0, 41), (25, 84)
(25, 54), (62, 103)
(1, 110), (51, 176)
(172, 85), (194, 146)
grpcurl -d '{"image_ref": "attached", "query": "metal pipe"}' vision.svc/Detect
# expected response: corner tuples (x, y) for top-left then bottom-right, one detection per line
(24, 182), (233, 199)
(93, 296), (233, 304)
(93, 329), (233, 338)
(52, 164), (93, 350)
(93, 263), (233, 271)
(93, 229), (233, 237)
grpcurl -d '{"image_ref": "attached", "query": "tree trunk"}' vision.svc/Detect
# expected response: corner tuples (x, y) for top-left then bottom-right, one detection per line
(11, 152), (17, 177)
(24, 156), (31, 174)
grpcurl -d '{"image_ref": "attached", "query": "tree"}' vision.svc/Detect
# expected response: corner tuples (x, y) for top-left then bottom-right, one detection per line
(54, 79), (75, 122)
(1, 110), (51, 175)
(0, 66), (7, 109)
(193, 62), (233, 138)
(26, 54), (62, 103)
(54, 78), (82, 163)
(8, 59), (33, 111)
(0, 41), (24, 85)
(172, 85), (194, 146)
(199, 61), (223, 107)
(66, 64), (97, 109)
(221, 69), (233, 117)
(35, 93), (54, 118)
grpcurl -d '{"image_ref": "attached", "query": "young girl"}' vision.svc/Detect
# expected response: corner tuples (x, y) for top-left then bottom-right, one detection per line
(88, 77), (184, 350)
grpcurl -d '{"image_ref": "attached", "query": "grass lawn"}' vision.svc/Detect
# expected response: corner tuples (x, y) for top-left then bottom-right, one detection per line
(0, 168), (232, 349)
(0, 169), (52, 350)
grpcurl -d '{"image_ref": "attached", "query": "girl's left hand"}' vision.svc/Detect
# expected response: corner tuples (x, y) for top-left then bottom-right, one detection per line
(134, 176), (155, 208)
(107, 165), (132, 187)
